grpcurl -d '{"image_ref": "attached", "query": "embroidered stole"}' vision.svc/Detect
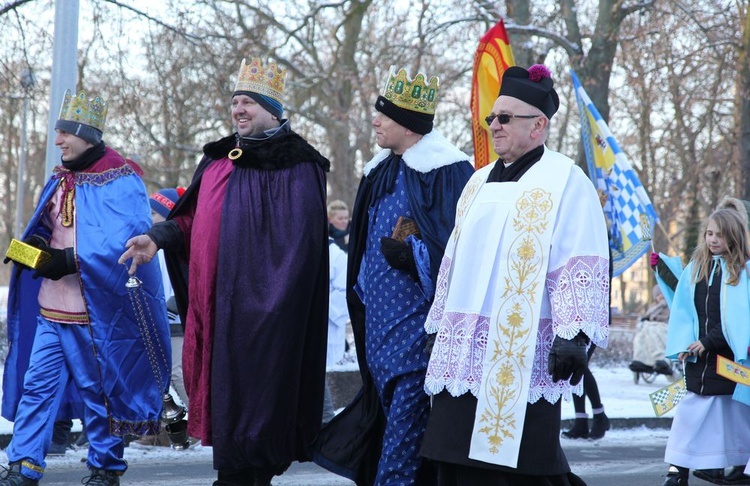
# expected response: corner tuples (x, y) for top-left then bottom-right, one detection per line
(455, 155), (571, 467)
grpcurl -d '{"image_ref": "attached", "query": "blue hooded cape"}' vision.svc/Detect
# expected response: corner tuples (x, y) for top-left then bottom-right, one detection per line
(2, 150), (170, 435)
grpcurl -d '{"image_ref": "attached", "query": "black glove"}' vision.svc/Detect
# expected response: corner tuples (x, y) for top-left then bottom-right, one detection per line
(424, 333), (437, 359)
(548, 333), (589, 385)
(33, 244), (76, 281)
(380, 237), (419, 280)
(23, 235), (48, 248)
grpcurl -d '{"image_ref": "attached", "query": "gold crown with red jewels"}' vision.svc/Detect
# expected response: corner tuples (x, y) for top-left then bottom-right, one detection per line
(233, 58), (286, 103)
(58, 89), (108, 131)
(381, 66), (439, 115)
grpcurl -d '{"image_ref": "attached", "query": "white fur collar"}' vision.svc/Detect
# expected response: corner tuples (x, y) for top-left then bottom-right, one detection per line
(363, 130), (470, 175)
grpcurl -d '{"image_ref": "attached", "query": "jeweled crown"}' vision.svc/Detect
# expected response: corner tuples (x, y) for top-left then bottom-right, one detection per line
(58, 90), (108, 132)
(381, 66), (439, 115)
(234, 58), (286, 103)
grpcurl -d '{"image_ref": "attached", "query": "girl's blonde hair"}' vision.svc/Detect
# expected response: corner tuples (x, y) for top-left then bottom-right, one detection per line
(691, 208), (750, 285)
(327, 199), (348, 218)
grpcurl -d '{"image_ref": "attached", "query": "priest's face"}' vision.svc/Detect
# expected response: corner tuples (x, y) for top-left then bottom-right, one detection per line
(232, 94), (278, 137)
(372, 111), (412, 155)
(488, 96), (546, 163)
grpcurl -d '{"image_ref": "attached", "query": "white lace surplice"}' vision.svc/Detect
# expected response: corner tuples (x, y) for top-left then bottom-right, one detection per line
(424, 156), (610, 405)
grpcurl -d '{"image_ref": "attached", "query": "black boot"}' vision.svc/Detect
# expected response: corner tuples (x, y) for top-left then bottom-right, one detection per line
(81, 468), (120, 486)
(215, 468), (255, 486)
(724, 466), (750, 485)
(692, 468), (724, 484)
(0, 462), (38, 486)
(664, 466), (689, 486)
(589, 412), (610, 439)
(562, 417), (589, 439)
(694, 467), (750, 485)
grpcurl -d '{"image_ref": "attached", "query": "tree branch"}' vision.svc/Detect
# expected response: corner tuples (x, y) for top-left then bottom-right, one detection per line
(620, 0), (656, 18)
(505, 21), (583, 57)
(102, 0), (202, 44)
(0, 0), (34, 17)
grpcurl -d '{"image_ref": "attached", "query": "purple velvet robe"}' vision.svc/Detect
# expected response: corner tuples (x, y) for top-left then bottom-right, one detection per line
(166, 128), (330, 471)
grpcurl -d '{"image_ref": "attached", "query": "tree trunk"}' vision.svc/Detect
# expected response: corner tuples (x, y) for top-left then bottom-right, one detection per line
(739, 7), (750, 200)
(505, 0), (535, 67)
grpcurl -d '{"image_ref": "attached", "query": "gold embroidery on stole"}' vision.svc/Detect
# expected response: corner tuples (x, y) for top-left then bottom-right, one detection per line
(476, 188), (553, 454)
(452, 175), (484, 241)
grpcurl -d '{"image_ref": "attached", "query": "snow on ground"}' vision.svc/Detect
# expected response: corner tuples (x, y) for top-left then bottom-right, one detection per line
(0, 441), (215, 470)
(0, 361), (676, 480)
(561, 365), (677, 421)
(0, 364), (674, 437)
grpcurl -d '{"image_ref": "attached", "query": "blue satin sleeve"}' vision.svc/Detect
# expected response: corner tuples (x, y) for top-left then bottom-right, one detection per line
(407, 235), (433, 299)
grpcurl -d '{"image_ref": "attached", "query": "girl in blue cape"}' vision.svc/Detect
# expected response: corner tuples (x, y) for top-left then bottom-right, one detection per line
(661, 209), (750, 486)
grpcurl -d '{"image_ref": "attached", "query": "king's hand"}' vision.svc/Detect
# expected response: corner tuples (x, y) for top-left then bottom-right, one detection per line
(119, 235), (158, 276)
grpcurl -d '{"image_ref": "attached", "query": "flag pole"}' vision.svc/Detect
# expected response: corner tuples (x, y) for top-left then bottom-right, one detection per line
(656, 221), (680, 254)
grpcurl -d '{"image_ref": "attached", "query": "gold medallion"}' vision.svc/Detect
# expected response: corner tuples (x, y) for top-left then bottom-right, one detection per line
(228, 148), (243, 160)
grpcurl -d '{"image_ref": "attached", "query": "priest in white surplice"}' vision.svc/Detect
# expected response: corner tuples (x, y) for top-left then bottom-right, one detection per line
(419, 65), (610, 486)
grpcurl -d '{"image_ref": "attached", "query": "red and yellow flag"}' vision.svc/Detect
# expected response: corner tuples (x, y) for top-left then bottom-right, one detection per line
(470, 20), (515, 169)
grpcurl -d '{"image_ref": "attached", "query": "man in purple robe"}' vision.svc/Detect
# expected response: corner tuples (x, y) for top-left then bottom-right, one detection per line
(119, 57), (330, 486)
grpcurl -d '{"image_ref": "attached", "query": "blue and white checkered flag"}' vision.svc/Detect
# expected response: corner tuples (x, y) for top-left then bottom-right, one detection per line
(571, 69), (659, 277)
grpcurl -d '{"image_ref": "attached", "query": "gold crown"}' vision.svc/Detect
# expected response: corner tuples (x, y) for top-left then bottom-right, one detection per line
(381, 66), (439, 115)
(234, 58), (286, 103)
(58, 90), (107, 132)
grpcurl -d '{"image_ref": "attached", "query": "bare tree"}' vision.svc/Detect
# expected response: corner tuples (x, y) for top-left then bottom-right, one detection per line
(0, 5), (51, 284)
(739, 4), (750, 199)
(182, 0), (474, 208)
(616, 1), (740, 258)
(1, 0), (748, 284)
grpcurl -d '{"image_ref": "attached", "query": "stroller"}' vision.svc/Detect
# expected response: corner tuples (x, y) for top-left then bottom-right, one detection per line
(628, 318), (683, 384)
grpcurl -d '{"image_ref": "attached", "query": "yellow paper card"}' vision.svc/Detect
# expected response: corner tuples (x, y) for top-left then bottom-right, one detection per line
(716, 355), (750, 386)
(649, 378), (686, 417)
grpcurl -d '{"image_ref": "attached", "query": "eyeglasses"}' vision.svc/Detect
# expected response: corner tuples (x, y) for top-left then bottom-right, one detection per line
(485, 113), (540, 127)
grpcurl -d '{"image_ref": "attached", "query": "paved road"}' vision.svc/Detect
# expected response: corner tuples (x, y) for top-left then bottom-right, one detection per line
(20, 446), (355, 485)
(567, 428), (717, 486)
(24, 428), (726, 485)
(23, 460), (355, 485)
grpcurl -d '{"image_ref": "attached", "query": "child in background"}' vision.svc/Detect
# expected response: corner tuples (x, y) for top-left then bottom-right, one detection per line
(149, 187), (188, 408)
(133, 187), (188, 448)
(661, 209), (750, 486)
(327, 200), (350, 253)
(322, 237), (349, 424)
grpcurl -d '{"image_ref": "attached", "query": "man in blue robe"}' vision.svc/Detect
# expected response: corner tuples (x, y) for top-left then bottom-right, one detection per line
(314, 67), (474, 485)
(1, 90), (170, 486)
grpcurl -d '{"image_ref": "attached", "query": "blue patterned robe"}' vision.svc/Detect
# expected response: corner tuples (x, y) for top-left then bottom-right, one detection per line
(314, 130), (474, 485)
